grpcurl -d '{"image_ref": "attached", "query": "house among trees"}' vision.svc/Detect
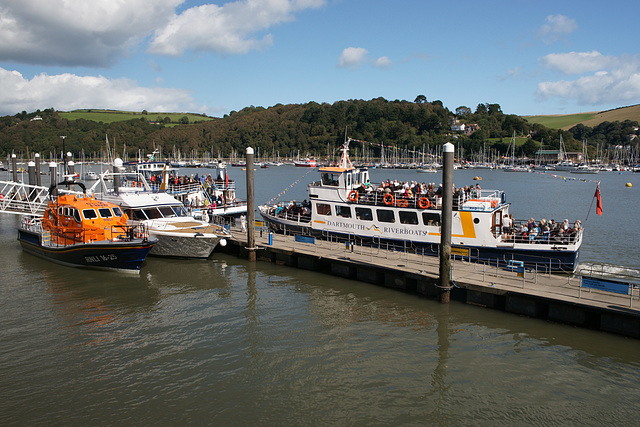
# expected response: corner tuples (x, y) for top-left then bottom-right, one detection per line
(450, 119), (480, 135)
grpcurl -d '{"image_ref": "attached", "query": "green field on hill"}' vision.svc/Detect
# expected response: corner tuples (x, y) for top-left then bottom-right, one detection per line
(59, 109), (215, 125)
(524, 104), (640, 129)
(524, 113), (597, 129)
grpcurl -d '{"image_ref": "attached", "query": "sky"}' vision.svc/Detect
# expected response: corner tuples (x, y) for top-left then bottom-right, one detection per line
(1, 0), (639, 118)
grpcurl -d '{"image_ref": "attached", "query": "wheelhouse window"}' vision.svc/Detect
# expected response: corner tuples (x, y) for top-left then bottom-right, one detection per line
(336, 205), (351, 218)
(422, 212), (441, 226)
(376, 209), (395, 223)
(321, 173), (340, 187)
(172, 205), (188, 217)
(355, 207), (373, 221)
(399, 211), (419, 225)
(129, 209), (148, 221)
(316, 203), (332, 216)
(73, 209), (81, 222)
(143, 208), (163, 219)
(158, 206), (176, 217)
(98, 208), (113, 218)
(82, 209), (98, 220)
(112, 207), (124, 217)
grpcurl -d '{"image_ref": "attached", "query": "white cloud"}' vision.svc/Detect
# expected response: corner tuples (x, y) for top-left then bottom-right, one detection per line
(338, 47), (368, 69)
(0, 67), (195, 116)
(540, 51), (618, 74)
(374, 56), (392, 69)
(537, 54), (640, 105)
(0, 0), (326, 65)
(148, 0), (327, 56)
(537, 14), (578, 44)
(0, 0), (181, 67)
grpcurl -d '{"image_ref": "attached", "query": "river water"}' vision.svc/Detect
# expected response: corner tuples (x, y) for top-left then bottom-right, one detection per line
(1, 166), (640, 425)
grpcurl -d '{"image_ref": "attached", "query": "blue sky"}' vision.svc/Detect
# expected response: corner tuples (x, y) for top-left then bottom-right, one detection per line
(1, 0), (639, 118)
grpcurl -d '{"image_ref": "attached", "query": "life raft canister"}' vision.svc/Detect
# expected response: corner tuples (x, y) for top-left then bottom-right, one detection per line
(348, 190), (358, 202)
(418, 197), (431, 209)
(383, 193), (394, 206)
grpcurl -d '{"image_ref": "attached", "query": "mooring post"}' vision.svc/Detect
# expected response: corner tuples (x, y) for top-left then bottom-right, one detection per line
(35, 153), (41, 186)
(439, 142), (455, 303)
(11, 154), (17, 182)
(246, 147), (256, 262)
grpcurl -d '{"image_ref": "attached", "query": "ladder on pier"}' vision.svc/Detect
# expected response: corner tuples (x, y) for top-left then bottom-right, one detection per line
(0, 180), (52, 216)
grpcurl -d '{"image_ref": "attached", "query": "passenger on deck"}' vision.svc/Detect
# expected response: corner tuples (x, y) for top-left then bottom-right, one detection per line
(502, 214), (513, 236)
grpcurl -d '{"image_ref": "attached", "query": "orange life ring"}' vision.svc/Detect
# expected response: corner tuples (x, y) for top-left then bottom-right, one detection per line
(418, 197), (431, 209)
(383, 193), (394, 206)
(348, 190), (358, 202)
(397, 198), (408, 208)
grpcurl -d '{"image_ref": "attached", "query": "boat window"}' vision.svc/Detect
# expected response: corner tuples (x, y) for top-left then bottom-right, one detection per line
(376, 209), (395, 223)
(159, 206), (176, 217)
(82, 209), (98, 220)
(131, 209), (148, 221)
(321, 173), (339, 186)
(73, 209), (81, 222)
(399, 211), (419, 225)
(64, 207), (70, 217)
(336, 205), (352, 218)
(143, 208), (163, 220)
(316, 203), (332, 216)
(346, 174), (351, 188)
(172, 205), (188, 217)
(422, 212), (441, 226)
(98, 208), (113, 218)
(58, 207), (63, 216)
(112, 207), (123, 217)
(355, 207), (373, 221)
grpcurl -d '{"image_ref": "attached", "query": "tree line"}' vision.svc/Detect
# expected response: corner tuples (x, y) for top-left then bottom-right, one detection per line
(1, 99), (638, 161)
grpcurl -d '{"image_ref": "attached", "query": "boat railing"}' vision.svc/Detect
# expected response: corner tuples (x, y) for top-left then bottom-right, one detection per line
(506, 219), (582, 245)
(39, 223), (151, 248)
(344, 190), (501, 211)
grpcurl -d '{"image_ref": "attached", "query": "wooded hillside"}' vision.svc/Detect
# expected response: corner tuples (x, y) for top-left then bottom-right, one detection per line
(1, 99), (638, 160)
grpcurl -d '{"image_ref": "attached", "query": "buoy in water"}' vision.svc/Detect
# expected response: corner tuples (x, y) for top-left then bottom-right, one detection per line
(473, 176), (482, 181)
(626, 182), (632, 187)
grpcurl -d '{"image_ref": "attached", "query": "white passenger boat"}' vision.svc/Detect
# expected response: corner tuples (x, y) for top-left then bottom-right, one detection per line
(259, 139), (583, 272)
(90, 165), (229, 259)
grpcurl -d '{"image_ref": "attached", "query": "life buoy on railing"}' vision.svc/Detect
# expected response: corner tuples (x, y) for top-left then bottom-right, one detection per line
(383, 193), (394, 206)
(397, 198), (409, 208)
(418, 197), (432, 209)
(348, 190), (359, 202)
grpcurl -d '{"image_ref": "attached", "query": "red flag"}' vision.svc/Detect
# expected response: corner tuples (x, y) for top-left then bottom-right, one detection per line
(225, 169), (229, 188)
(595, 185), (603, 216)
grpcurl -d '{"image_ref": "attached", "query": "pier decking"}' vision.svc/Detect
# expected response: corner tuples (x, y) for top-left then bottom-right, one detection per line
(220, 226), (640, 339)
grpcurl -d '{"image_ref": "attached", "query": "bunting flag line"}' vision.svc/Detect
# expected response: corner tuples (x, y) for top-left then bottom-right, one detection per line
(267, 168), (316, 206)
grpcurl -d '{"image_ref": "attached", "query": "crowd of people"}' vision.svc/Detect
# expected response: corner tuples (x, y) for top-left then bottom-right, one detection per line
(352, 179), (484, 208)
(270, 200), (311, 221)
(503, 216), (582, 244)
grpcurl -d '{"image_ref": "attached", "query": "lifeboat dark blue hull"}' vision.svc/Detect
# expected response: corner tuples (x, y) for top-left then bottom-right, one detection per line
(18, 228), (156, 272)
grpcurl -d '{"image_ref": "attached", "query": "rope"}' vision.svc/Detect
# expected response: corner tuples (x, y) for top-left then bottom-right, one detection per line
(266, 168), (316, 206)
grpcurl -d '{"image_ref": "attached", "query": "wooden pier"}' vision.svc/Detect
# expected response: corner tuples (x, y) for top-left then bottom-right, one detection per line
(220, 227), (640, 339)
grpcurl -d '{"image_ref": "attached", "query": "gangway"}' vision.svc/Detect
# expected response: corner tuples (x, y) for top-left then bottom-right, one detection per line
(0, 180), (81, 217)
